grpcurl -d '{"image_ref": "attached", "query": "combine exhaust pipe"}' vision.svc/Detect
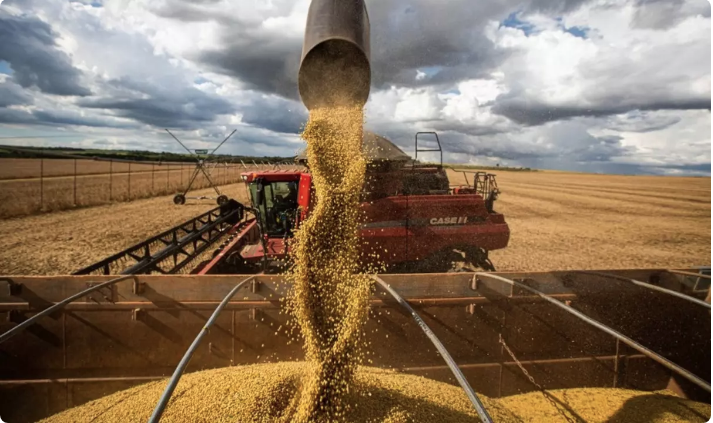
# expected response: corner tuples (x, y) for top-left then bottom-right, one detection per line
(298, 0), (371, 110)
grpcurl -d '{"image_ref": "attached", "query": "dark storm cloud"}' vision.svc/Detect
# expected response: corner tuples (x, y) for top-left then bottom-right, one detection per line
(492, 94), (711, 126)
(0, 11), (91, 96)
(0, 106), (138, 128)
(367, 0), (596, 90)
(160, 0), (303, 99)
(0, 108), (35, 124)
(604, 112), (682, 133)
(201, 0), (603, 96)
(524, 0), (592, 14)
(239, 133), (299, 149)
(32, 110), (139, 128)
(184, 0), (594, 100)
(218, 125), (304, 156)
(366, 0), (511, 90)
(432, 120), (636, 165)
(0, 81), (33, 107)
(199, 38), (302, 100)
(149, 1), (235, 23)
(240, 95), (308, 134)
(631, 0), (710, 30)
(430, 120), (511, 137)
(78, 77), (234, 129)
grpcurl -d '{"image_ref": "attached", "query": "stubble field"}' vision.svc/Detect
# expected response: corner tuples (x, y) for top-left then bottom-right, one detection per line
(0, 169), (709, 275)
(0, 158), (258, 218)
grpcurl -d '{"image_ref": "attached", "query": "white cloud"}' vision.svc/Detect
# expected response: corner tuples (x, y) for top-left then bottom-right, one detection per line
(0, 0), (709, 175)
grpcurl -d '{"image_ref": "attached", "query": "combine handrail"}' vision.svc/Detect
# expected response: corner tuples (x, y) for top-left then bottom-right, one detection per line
(371, 275), (494, 423)
(0, 275), (135, 344)
(148, 276), (255, 423)
(474, 273), (711, 392)
(572, 270), (711, 308)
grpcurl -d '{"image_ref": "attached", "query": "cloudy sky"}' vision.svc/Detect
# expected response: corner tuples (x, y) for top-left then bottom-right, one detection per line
(0, 0), (710, 175)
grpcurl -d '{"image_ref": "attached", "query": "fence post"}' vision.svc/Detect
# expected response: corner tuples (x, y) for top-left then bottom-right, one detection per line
(109, 161), (113, 202)
(40, 157), (44, 212)
(128, 162), (132, 200)
(152, 163), (155, 194)
(73, 158), (78, 206)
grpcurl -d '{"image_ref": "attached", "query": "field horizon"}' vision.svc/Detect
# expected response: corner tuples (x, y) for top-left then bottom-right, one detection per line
(0, 168), (708, 276)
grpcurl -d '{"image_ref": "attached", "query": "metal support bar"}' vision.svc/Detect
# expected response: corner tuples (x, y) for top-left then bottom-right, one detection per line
(209, 129), (237, 156)
(667, 269), (711, 279)
(574, 270), (711, 308)
(0, 275), (135, 345)
(371, 275), (493, 423)
(148, 276), (255, 423)
(475, 273), (711, 392)
(165, 129), (194, 155)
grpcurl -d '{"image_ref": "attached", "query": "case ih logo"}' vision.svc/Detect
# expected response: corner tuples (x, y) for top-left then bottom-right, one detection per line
(430, 216), (468, 225)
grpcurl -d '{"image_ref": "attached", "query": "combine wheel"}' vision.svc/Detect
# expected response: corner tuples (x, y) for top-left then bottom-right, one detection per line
(217, 195), (229, 205)
(173, 194), (186, 205)
(447, 247), (495, 272)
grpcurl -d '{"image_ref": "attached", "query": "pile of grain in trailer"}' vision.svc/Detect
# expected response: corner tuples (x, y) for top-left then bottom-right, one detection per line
(42, 362), (710, 423)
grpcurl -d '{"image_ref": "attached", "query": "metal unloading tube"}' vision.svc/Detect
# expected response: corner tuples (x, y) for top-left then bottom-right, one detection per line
(298, 0), (371, 110)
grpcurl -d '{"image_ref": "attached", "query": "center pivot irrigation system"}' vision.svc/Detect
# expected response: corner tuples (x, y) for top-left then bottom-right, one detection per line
(165, 129), (237, 206)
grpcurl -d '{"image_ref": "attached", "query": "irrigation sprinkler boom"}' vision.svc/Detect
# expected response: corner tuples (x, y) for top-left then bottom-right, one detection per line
(165, 128), (237, 206)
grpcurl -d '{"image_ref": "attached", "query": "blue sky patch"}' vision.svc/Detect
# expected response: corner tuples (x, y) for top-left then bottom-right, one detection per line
(555, 16), (589, 39)
(417, 66), (443, 78)
(502, 13), (588, 39)
(500, 12), (536, 36)
(0, 61), (13, 75)
(564, 25), (589, 39)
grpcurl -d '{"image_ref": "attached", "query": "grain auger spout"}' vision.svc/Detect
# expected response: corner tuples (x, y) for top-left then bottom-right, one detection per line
(298, 0), (371, 110)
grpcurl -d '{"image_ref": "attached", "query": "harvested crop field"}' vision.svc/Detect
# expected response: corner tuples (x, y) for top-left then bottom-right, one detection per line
(0, 169), (709, 276)
(0, 157), (253, 218)
(0, 183), (251, 275)
(455, 170), (711, 271)
(41, 362), (710, 423)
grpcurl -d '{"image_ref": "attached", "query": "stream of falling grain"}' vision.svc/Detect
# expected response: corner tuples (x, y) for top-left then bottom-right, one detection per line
(281, 106), (373, 422)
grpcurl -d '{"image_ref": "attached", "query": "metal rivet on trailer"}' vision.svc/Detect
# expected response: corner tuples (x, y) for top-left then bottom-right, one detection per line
(469, 275), (479, 291)
(133, 278), (145, 295)
(132, 308), (144, 322)
(6, 309), (22, 323)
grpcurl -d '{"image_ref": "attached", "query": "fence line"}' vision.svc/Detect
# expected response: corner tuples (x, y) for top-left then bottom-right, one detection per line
(0, 156), (299, 219)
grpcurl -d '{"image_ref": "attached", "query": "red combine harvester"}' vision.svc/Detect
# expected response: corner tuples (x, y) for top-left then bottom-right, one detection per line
(73, 132), (510, 276)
